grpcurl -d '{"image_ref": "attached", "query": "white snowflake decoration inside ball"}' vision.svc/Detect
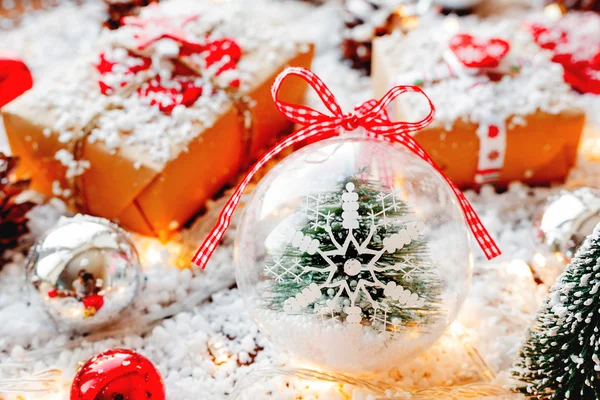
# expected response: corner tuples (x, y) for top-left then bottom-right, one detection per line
(268, 181), (430, 332)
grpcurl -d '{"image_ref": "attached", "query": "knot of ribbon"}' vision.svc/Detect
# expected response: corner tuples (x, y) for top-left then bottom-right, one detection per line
(341, 113), (359, 131)
(192, 67), (500, 268)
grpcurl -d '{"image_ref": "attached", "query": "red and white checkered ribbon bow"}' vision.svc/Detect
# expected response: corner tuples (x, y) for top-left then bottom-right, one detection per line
(192, 67), (501, 268)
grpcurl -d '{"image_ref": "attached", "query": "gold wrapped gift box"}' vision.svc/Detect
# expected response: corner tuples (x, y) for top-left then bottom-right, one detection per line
(372, 30), (585, 189)
(3, 6), (314, 239)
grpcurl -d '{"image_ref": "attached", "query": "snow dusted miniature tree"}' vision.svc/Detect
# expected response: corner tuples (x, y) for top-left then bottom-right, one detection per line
(513, 223), (600, 399)
(262, 176), (444, 333)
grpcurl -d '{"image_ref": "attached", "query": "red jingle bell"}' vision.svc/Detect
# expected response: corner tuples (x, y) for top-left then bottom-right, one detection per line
(0, 50), (33, 108)
(70, 349), (165, 400)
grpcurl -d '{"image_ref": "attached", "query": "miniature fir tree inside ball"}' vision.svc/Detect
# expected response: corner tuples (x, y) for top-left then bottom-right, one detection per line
(236, 135), (473, 375)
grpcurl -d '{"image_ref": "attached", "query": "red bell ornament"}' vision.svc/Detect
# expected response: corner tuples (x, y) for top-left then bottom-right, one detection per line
(0, 50), (33, 108)
(70, 349), (165, 400)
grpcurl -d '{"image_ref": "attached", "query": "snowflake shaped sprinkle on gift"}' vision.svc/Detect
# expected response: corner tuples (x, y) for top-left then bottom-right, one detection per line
(264, 178), (444, 334)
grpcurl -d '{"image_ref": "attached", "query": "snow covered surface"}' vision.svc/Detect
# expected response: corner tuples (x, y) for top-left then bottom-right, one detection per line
(0, 0), (599, 399)
(377, 16), (579, 130)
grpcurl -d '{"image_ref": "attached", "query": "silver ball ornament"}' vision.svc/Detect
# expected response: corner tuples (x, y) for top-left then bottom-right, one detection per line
(536, 187), (600, 265)
(26, 215), (141, 332)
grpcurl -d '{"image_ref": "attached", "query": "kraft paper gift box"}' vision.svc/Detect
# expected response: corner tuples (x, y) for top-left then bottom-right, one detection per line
(372, 19), (585, 189)
(2, 0), (314, 239)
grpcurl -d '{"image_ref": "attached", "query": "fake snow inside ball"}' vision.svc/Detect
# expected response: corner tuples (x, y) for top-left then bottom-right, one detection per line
(235, 135), (473, 375)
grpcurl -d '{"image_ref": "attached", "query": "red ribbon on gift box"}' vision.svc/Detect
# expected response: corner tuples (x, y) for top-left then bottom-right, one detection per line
(192, 68), (501, 268)
(526, 14), (600, 94)
(0, 50), (33, 108)
(96, 12), (243, 113)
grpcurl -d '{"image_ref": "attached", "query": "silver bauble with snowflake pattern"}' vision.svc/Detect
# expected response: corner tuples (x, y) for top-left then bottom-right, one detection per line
(235, 134), (472, 375)
(26, 214), (141, 332)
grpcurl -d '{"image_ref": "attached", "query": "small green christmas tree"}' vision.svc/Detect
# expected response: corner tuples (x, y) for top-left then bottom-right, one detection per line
(513, 223), (600, 399)
(262, 176), (444, 333)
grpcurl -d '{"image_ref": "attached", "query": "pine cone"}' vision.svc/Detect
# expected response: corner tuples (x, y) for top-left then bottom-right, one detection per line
(341, 0), (418, 74)
(103, 0), (160, 30)
(546, 0), (600, 11)
(341, 0), (394, 74)
(0, 153), (35, 255)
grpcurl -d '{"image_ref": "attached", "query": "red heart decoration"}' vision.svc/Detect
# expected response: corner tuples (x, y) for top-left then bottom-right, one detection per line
(449, 33), (510, 69)
(0, 50), (33, 108)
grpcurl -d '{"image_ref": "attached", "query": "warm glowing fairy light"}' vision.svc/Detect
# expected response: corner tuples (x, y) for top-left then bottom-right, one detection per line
(144, 245), (163, 265)
(580, 136), (600, 162)
(0, 369), (63, 398)
(138, 237), (193, 269)
(443, 15), (460, 35)
(531, 252), (547, 269)
(303, 379), (338, 393)
(208, 338), (230, 366)
(70, 308), (82, 317)
(449, 322), (495, 382)
(544, 3), (566, 20)
(506, 260), (534, 279)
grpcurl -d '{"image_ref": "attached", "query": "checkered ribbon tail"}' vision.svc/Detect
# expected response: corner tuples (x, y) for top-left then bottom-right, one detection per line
(192, 67), (500, 268)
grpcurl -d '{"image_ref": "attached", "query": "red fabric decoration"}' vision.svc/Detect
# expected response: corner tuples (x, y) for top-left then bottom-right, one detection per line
(563, 63), (600, 95)
(203, 38), (242, 73)
(83, 294), (105, 311)
(526, 15), (600, 94)
(95, 51), (152, 95)
(0, 50), (33, 108)
(137, 76), (204, 113)
(449, 33), (510, 69)
(70, 349), (165, 400)
(95, 15), (242, 113)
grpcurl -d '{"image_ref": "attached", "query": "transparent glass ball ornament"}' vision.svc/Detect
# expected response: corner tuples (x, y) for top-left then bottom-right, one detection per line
(235, 134), (473, 375)
(26, 215), (141, 332)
